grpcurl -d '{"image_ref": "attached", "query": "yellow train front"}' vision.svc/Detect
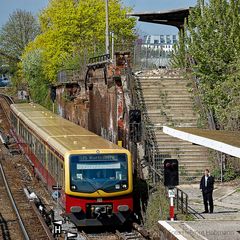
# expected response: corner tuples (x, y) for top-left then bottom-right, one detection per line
(65, 150), (133, 226)
(10, 103), (133, 227)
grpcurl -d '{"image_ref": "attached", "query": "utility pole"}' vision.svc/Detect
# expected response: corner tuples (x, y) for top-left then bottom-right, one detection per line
(105, 0), (110, 55)
(111, 32), (114, 62)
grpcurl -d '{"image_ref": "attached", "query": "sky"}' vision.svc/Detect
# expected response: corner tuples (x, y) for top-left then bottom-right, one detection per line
(0, 0), (197, 35)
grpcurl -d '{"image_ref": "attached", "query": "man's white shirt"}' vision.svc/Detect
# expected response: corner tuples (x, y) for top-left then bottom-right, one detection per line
(205, 176), (208, 187)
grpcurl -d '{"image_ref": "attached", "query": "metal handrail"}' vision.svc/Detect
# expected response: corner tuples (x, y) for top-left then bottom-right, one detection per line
(175, 187), (188, 214)
(88, 54), (110, 65)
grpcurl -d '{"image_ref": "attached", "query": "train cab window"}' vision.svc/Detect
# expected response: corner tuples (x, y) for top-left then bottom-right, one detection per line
(69, 154), (128, 193)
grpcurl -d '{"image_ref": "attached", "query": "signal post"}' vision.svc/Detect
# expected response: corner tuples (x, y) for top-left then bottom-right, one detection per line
(163, 159), (179, 221)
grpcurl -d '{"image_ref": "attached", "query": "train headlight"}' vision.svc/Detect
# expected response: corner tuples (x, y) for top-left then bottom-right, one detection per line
(71, 185), (77, 191)
(118, 205), (129, 212)
(70, 206), (82, 213)
(122, 184), (127, 189)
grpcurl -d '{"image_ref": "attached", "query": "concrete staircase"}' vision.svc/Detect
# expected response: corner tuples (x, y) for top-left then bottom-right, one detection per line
(136, 70), (210, 183)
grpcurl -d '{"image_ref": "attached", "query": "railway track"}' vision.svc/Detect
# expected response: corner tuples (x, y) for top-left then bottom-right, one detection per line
(116, 230), (147, 240)
(0, 95), (54, 240)
(79, 227), (149, 240)
(0, 162), (25, 240)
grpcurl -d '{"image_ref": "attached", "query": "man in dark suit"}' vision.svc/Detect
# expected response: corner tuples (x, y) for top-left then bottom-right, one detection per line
(200, 169), (214, 213)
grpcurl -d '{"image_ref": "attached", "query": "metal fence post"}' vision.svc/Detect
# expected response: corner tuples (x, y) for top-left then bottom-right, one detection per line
(176, 188), (179, 211)
(181, 191), (183, 214)
(185, 194), (188, 214)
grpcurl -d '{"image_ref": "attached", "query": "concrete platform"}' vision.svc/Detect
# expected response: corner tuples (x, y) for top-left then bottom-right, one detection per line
(158, 182), (240, 239)
(160, 220), (240, 240)
(179, 182), (240, 220)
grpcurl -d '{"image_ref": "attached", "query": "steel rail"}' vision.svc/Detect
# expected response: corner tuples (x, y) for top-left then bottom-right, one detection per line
(0, 93), (14, 104)
(0, 163), (30, 240)
(29, 202), (55, 240)
(0, 93), (14, 123)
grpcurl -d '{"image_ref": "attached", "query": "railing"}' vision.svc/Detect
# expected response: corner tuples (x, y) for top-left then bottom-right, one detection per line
(57, 69), (84, 83)
(176, 186), (205, 219)
(88, 54), (110, 65)
(175, 187), (188, 214)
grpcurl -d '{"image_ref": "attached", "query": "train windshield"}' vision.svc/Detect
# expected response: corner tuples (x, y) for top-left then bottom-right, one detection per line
(69, 154), (128, 193)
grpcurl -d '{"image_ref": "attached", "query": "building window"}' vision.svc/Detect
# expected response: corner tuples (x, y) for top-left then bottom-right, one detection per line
(160, 35), (165, 44)
(166, 35), (171, 44)
(173, 35), (177, 44)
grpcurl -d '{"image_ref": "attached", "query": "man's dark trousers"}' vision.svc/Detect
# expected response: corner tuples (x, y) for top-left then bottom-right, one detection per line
(202, 190), (213, 213)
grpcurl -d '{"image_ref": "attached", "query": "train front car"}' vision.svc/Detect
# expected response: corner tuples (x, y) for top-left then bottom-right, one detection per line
(65, 150), (133, 227)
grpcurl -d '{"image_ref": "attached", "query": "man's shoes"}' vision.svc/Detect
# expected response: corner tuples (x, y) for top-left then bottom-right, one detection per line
(202, 211), (209, 213)
(210, 211), (213, 214)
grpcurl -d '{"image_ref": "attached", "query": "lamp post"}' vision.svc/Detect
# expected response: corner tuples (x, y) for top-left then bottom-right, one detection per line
(105, 0), (110, 55)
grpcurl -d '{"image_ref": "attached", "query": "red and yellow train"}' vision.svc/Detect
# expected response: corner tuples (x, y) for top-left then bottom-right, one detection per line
(10, 103), (133, 226)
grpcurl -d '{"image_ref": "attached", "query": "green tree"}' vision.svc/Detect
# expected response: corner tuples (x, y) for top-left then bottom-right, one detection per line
(22, 0), (136, 106)
(23, 0), (136, 81)
(0, 10), (40, 59)
(172, 0), (240, 130)
(21, 49), (51, 106)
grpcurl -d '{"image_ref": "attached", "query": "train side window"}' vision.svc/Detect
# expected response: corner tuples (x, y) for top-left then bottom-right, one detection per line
(10, 112), (13, 125)
(36, 140), (39, 158)
(47, 150), (51, 173)
(19, 122), (21, 135)
(40, 143), (45, 166)
(46, 150), (63, 186)
(55, 159), (63, 186)
(32, 136), (36, 153)
(23, 125), (27, 142)
(20, 123), (22, 136)
(48, 151), (54, 177)
(53, 156), (57, 180)
(60, 163), (64, 187)
(27, 131), (29, 145)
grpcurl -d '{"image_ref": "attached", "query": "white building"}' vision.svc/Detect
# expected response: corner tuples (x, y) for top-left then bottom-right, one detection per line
(143, 34), (178, 52)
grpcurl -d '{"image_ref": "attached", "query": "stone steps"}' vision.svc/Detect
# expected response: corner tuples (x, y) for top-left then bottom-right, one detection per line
(137, 71), (209, 183)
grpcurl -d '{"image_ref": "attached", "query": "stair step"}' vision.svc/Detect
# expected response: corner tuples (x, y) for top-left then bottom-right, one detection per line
(145, 111), (196, 116)
(144, 102), (194, 106)
(147, 114), (197, 119)
(179, 165), (210, 169)
(145, 109), (196, 113)
(139, 80), (188, 84)
(143, 95), (192, 99)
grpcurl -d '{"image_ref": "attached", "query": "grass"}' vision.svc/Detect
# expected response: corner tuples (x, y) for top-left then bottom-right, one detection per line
(176, 213), (195, 221)
(145, 184), (169, 235)
(145, 184), (193, 237)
